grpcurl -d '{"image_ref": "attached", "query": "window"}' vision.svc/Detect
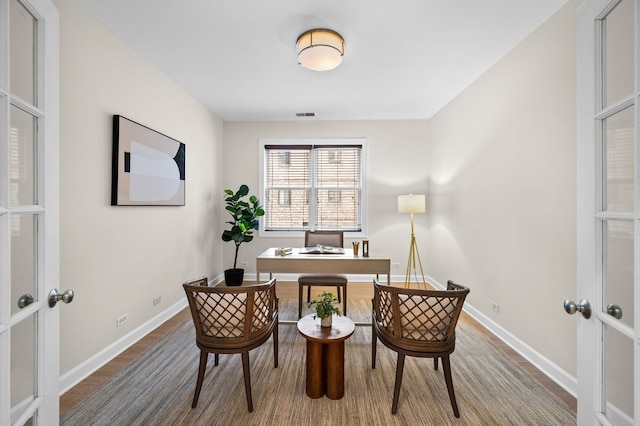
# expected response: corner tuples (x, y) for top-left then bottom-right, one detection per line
(261, 139), (366, 235)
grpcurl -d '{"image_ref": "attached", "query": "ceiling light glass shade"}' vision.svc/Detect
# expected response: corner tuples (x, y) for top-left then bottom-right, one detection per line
(398, 194), (426, 214)
(297, 28), (344, 72)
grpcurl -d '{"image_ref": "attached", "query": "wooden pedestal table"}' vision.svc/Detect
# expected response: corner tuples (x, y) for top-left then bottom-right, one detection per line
(296, 315), (355, 400)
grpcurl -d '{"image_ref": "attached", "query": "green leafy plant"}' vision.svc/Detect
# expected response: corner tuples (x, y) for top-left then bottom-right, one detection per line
(221, 184), (265, 269)
(308, 291), (342, 319)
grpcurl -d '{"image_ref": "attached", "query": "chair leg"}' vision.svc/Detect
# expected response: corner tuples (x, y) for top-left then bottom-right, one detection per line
(241, 351), (253, 412)
(298, 283), (303, 319)
(434, 357), (438, 371)
(371, 319), (377, 369)
(214, 353), (219, 366)
(391, 353), (406, 414)
(307, 286), (311, 303)
(192, 350), (209, 408)
(342, 284), (347, 316)
(442, 355), (460, 418)
(273, 322), (279, 368)
(336, 285), (341, 302)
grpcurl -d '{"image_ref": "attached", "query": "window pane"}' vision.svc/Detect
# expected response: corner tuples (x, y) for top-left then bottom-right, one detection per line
(11, 214), (37, 316)
(604, 324), (634, 419)
(11, 314), (36, 416)
(603, 220), (633, 328)
(266, 189), (309, 229)
(10, 0), (36, 105)
(603, 106), (634, 212)
(10, 105), (37, 206)
(604, 0), (634, 107)
(264, 147), (311, 230)
(315, 146), (362, 230)
(317, 189), (361, 230)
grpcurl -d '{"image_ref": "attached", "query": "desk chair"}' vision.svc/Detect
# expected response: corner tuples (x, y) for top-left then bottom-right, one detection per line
(371, 279), (470, 417)
(183, 277), (278, 412)
(298, 231), (348, 318)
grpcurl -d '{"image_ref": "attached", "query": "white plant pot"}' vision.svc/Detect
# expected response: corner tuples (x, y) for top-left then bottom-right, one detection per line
(321, 316), (332, 328)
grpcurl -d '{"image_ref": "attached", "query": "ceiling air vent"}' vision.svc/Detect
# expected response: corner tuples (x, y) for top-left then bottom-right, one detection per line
(296, 112), (315, 117)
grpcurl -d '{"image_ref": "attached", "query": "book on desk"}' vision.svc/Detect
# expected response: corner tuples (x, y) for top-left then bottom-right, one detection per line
(298, 244), (345, 254)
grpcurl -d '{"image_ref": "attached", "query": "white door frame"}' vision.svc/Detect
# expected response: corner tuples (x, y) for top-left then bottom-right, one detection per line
(0, 0), (60, 423)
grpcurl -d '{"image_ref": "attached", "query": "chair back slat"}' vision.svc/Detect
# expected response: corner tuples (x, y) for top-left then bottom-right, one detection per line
(373, 279), (469, 353)
(183, 279), (277, 349)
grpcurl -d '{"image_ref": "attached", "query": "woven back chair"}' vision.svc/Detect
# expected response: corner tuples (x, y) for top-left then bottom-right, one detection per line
(298, 231), (348, 318)
(183, 277), (278, 412)
(371, 279), (470, 417)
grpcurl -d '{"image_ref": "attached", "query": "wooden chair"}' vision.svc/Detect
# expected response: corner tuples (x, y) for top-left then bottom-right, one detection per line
(371, 279), (470, 417)
(298, 230), (348, 318)
(182, 277), (278, 412)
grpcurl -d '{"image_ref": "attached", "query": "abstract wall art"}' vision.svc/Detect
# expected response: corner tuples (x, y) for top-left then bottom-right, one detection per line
(111, 115), (186, 206)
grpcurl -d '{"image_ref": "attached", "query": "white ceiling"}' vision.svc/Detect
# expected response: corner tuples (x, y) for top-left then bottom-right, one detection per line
(74, 0), (568, 122)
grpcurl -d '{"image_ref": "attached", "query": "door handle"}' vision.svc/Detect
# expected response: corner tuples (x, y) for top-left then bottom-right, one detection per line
(48, 288), (74, 307)
(564, 299), (591, 319)
(17, 294), (34, 309)
(606, 304), (623, 319)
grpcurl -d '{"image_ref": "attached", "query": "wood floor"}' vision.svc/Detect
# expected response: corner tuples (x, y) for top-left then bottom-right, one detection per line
(59, 280), (577, 417)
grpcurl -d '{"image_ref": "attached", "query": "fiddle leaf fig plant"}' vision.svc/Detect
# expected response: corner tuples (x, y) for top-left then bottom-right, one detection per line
(221, 184), (265, 269)
(308, 291), (342, 319)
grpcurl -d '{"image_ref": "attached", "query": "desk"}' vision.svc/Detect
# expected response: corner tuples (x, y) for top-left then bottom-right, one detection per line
(297, 315), (355, 399)
(256, 248), (391, 285)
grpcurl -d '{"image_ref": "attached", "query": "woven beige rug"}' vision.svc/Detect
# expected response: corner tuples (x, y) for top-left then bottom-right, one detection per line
(62, 300), (576, 425)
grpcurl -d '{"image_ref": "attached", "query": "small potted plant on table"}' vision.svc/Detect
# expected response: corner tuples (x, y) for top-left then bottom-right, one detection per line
(308, 291), (342, 328)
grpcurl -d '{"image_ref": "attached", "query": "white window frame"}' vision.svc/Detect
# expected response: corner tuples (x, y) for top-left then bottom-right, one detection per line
(259, 138), (368, 238)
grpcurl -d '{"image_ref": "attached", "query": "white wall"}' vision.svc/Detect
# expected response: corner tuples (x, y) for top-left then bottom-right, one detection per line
(222, 120), (430, 274)
(427, 0), (579, 377)
(55, 0), (224, 376)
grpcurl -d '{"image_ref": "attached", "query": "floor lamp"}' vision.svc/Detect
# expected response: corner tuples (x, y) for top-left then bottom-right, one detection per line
(398, 194), (426, 288)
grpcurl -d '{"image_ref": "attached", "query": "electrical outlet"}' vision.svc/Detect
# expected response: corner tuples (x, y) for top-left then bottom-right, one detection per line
(491, 301), (500, 313)
(116, 313), (128, 327)
(240, 261), (248, 267)
(153, 296), (162, 306)
(392, 263), (400, 268)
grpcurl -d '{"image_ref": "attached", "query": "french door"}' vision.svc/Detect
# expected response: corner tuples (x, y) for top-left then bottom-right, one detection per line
(0, 0), (61, 424)
(576, 0), (639, 424)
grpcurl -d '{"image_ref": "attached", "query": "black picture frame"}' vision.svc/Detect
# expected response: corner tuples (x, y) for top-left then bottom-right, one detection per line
(111, 115), (185, 206)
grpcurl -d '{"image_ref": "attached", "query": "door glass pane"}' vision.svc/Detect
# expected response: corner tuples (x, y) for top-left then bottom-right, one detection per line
(11, 214), (36, 316)
(10, 313), (36, 420)
(10, 105), (37, 206)
(10, 0), (36, 105)
(603, 220), (633, 328)
(604, 324), (634, 421)
(603, 106), (634, 212)
(604, 0), (634, 107)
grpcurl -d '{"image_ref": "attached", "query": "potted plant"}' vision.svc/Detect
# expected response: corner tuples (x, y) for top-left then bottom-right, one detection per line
(221, 184), (265, 286)
(308, 291), (342, 327)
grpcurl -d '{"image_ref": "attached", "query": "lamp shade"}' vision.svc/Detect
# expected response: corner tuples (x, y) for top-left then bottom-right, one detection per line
(398, 194), (425, 214)
(297, 29), (344, 72)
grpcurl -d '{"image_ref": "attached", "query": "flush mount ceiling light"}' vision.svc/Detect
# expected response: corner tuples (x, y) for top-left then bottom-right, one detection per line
(296, 28), (344, 72)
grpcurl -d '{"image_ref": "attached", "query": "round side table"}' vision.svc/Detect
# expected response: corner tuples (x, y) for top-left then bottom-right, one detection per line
(297, 314), (355, 399)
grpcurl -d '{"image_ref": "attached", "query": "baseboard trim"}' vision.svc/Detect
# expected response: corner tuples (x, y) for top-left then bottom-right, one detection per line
(427, 275), (578, 399)
(58, 297), (187, 395)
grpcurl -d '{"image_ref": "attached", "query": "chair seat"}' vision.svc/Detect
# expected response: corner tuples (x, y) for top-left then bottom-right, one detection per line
(298, 274), (348, 285)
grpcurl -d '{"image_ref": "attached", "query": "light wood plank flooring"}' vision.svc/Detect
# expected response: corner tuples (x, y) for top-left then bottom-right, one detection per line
(60, 280), (577, 417)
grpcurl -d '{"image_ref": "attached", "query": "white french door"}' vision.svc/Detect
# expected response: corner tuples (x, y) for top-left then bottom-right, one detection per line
(576, 0), (639, 424)
(0, 0), (61, 424)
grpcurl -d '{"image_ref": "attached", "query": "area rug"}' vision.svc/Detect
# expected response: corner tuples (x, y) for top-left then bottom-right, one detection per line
(61, 300), (576, 425)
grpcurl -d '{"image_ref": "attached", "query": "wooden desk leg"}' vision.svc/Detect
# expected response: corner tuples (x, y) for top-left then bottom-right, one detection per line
(306, 340), (324, 398)
(325, 341), (345, 400)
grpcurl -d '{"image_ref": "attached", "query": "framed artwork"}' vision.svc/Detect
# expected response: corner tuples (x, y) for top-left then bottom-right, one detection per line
(111, 115), (185, 206)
